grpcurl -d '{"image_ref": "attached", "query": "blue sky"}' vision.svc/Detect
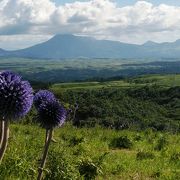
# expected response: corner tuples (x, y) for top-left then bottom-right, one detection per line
(53, 0), (180, 6)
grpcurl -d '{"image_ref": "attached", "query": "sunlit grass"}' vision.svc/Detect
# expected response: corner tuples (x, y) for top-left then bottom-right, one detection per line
(0, 123), (179, 179)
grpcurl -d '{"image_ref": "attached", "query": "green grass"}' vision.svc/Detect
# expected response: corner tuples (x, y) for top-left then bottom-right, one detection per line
(131, 74), (180, 87)
(50, 81), (132, 91)
(50, 74), (180, 92)
(0, 124), (179, 179)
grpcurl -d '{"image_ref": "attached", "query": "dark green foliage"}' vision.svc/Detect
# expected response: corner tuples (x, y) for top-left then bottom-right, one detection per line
(151, 170), (161, 178)
(69, 135), (85, 146)
(78, 159), (100, 180)
(0, 58), (180, 83)
(133, 133), (142, 141)
(111, 164), (125, 175)
(110, 136), (133, 149)
(170, 152), (180, 163)
(10, 75), (179, 133)
(136, 151), (155, 160)
(154, 135), (168, 151)
(78, 153), (107, 180)
(45, 151), (79, 180)
(24, 74), (179, 132)
(53, 85), (180, 132)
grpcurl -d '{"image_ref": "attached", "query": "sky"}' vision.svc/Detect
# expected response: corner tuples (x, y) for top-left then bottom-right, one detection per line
(0, 0), (180, 50)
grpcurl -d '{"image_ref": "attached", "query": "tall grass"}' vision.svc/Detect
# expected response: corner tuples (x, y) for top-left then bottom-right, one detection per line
(0, 123), (179, 179)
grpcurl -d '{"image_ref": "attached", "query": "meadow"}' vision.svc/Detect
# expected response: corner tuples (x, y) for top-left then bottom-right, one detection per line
(0, 124), (179, 180)
(50, 74), (180, 91)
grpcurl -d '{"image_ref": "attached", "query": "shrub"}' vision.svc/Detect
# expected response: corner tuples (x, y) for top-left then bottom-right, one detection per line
(69, 135), (85, 147)
(45, 151), (79, 180)
(78, 158), (102, 180)
(111, 164), (125, 175)
(151, 170), (161, 178)
(78, 153), (107, 180)
(73, 144), (86, 156)
(133, 133), (142, 141)
(154, 135), (168, 151)
(144, 128), (156, 143)
(110, 136), (133, 149)
(136, 151), (155, 160)
(170, 152), (180, 163)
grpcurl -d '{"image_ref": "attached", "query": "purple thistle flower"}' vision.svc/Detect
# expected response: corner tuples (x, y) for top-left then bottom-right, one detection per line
(0, 71), (33, 120)
(37, 100), (67, 129)
(34, 90), (55, 109)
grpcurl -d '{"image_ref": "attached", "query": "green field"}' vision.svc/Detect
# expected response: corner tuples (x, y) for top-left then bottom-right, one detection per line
(51, 81), (131, 91)
(51, 74), (180, 91)
(130, 74), (180, 87)
(0, 124), (179, 180)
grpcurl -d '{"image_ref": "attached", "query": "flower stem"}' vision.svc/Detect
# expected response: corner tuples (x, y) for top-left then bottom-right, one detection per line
(0, 121), (4, 148)
(37, 128), (53, 180)
(45, 129), (49, 144)
(73, 106), (77, 122)
(0, 120), (9, 163)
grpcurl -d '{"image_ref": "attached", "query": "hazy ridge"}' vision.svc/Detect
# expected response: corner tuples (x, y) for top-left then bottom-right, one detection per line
(1, 34), (180, 59)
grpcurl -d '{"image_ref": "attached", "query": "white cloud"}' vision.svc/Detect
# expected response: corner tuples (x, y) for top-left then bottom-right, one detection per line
(0, 34), (52, 50)
(0, 0), (180, 49)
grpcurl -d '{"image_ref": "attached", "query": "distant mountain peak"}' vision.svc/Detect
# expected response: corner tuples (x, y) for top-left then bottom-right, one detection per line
(53, 34), (75, 38)
(49, 34), (76, 41)
(143, 40), (158, 46)
(174, 39), (180, 44)
(0, 48), (6, 53)
(1, 35), (180, 59)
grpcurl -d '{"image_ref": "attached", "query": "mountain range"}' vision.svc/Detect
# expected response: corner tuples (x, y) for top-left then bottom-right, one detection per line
(0, 34), (180, 59)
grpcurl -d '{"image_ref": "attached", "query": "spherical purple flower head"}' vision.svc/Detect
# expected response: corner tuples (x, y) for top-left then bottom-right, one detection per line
(0, 71), (33, 120)
(34, 90), (55, 110)
(37, 100), (67, 130)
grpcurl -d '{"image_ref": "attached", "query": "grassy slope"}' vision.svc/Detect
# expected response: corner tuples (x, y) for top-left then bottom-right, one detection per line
(131, 74), (180, 87)
(0, 124), (179, 180)
(51, 74), (180, 91)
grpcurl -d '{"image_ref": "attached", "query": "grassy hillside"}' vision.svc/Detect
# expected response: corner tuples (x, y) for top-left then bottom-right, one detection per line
(50, 74), (180, 91)
(47, 74), (180, 132)
(129, 74), (180, 87)
(0, 124), (179, 179)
